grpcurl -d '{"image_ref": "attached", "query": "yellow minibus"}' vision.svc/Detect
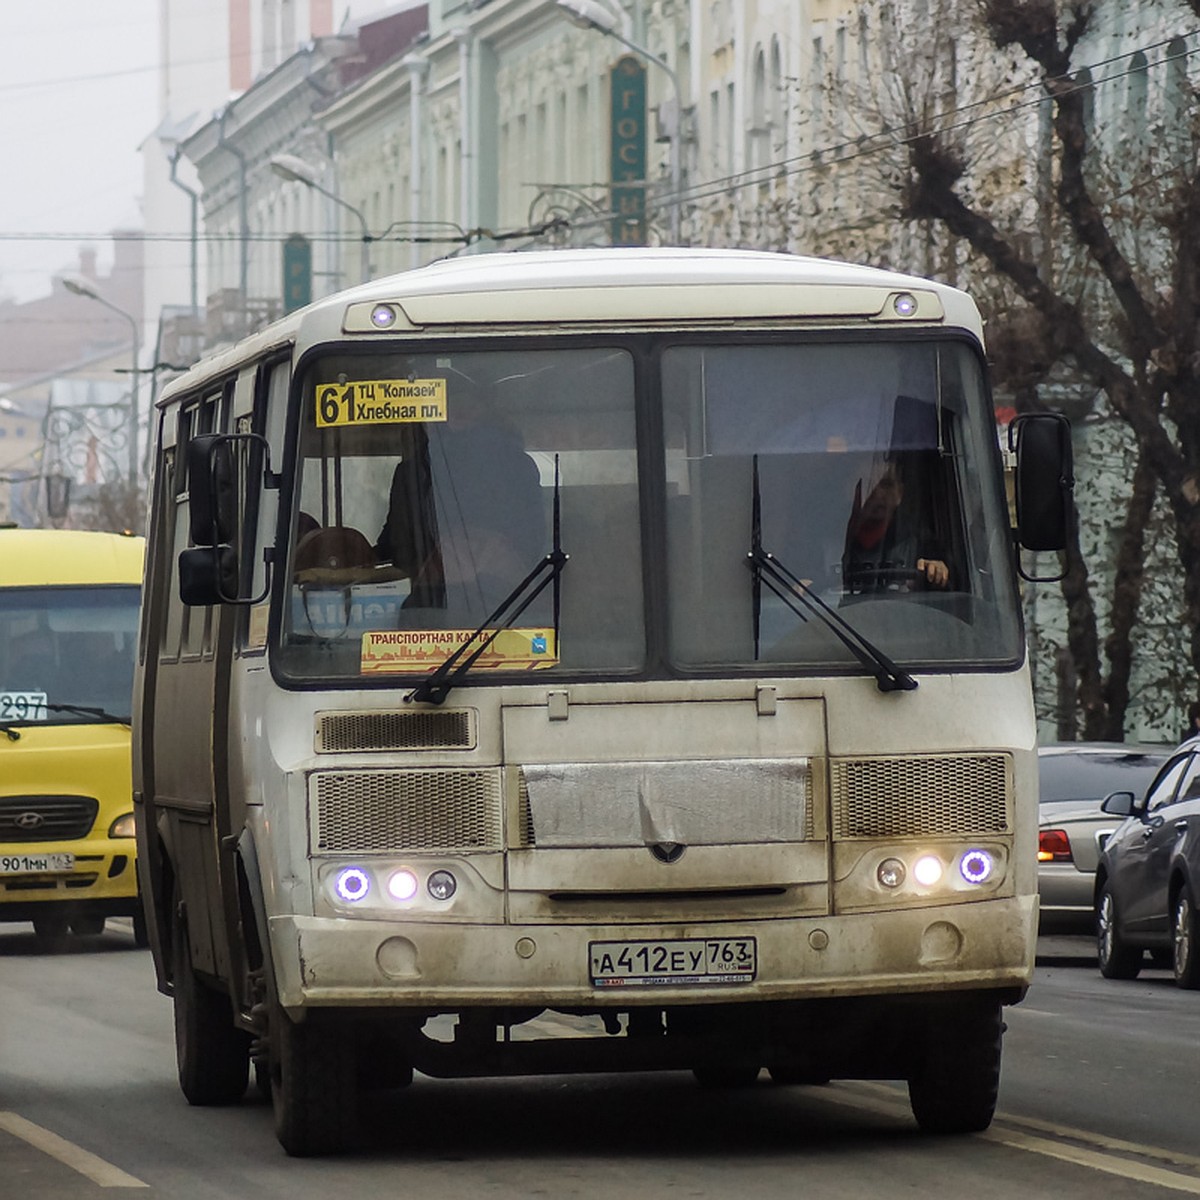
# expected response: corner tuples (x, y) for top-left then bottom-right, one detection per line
(1, 528), (145, 943)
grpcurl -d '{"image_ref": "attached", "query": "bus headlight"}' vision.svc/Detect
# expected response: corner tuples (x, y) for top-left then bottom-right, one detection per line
(387, 869), (419, 902)
(960, 849), (995, 885)
(912, 855), (944, 887)
(877, 858), (906, 889)
(334, 867), (371, 903)
(427, 870), (457, 901)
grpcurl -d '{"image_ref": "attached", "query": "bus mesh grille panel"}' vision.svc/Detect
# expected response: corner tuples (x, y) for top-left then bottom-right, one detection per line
(316, 710), (474, 752)
(0, 795), (98, 842)
(830, 754), (1009, 839)
(312, 769), (502, 852)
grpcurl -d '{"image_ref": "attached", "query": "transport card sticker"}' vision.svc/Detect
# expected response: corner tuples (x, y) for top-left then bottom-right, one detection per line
(360, 628), (558, 674)
(316, 379), (448, 427)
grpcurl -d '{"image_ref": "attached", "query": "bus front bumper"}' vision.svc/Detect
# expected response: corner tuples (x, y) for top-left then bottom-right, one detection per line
(269, 894), (1036, 1010)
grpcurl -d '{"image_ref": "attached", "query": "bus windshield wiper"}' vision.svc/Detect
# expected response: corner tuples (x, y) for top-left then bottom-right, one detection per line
(407, 457), (568, 706)
(1, 722), (20, 741)
(46, 703), (132, 726)
(748, 456), (916, 693)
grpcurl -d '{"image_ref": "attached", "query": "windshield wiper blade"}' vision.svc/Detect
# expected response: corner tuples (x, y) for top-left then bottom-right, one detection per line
(406, 456), (568, 706)
(45, 703), (131, 726)
(748, 456), (916, 693)
(1, 722), (20, 741)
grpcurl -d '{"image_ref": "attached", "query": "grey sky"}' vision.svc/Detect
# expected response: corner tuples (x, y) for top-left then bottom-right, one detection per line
(0, 2), (158, 303)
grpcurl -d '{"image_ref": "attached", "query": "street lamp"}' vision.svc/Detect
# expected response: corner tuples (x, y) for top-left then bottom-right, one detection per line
(269, 153), (372, 284)
(62, 275), (140, 489)
(554, 0), (684, 243)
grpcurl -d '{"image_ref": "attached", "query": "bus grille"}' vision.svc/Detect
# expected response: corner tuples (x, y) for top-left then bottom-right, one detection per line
(0, 795), (99, 843)
(310, 769), (502, 853)
(316, 709), (475, 752)
(830, 754), (1010, 839)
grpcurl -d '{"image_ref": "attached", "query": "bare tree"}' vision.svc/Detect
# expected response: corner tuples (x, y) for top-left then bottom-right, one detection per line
(816, 0), (1200, 738)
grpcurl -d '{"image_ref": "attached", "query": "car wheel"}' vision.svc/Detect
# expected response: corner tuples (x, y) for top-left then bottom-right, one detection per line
(32, 912), (69, 942)
(907, 1000), (1003, 1134)
(1097, 882), (1143, 980)
(132, 906), (150, 949)
(1172, 886), (1200, 990)
(172, 885), (250, 1105)
(69, 915), (106, 937)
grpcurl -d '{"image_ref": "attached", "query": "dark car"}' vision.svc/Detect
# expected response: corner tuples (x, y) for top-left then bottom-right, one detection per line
(1037, 743), (1170, 930)
(1094, 737), (1200, 988)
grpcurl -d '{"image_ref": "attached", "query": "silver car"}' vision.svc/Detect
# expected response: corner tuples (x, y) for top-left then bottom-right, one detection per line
(1037, 743), (1170, 930)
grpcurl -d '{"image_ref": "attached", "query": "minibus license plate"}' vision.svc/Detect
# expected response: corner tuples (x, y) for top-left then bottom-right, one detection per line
(590, 937), (756, 986)
(0, 853), (74, 875)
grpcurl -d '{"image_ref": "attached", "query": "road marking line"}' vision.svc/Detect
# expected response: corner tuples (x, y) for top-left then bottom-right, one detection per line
(825, 1084), (1200, 1193)
(983, 1128), (1200, 1195)
(0, 1111), (148, 1189)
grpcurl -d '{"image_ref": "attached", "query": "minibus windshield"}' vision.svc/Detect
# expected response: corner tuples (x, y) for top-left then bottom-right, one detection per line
(274, 337), (1020, 685)
(0, 585), (140, 724)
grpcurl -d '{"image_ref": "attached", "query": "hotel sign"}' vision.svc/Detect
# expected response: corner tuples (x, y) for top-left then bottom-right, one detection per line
(610, 55), (647, 246)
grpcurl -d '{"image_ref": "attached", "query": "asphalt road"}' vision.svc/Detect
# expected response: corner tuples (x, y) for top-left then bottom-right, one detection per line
(2, 924), (1199, 1198)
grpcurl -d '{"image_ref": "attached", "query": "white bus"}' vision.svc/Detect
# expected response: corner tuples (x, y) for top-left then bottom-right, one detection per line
(134, 248), (1071, 1155)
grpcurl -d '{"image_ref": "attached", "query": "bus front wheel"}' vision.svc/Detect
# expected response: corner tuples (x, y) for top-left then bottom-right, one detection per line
(171, 887), (250, 1105)
(269, 1004), (358, 1157)
(907, 1001), (1003, 1135)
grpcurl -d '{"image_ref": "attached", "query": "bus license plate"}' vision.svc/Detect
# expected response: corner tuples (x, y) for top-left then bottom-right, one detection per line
(0, 853), (74, 875)
(589, 937), (757, 987)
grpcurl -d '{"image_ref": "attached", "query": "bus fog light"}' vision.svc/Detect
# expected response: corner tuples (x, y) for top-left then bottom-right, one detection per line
(877, 858), (906, 889)
(334, 867), (371, 903)
(960, 849), (994, 884)
(913, 855), (944, 887)
(427, 870), (457, 901)
(387, 869), (419, 902)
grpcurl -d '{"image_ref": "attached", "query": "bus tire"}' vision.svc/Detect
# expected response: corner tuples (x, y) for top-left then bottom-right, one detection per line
(172, 889), (250, 1105)
(1097, 881), (1142, 980)
(270, 1005), (357, 1156)
(907, 1001), (1002, 1135)
(32, 912), (70, 942)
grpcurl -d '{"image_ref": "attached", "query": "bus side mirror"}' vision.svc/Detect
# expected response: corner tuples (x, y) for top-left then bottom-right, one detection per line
(1008, 412), (1073, 579)
(188, 434), (237, 547)
(178, 432), (276, 607)
(178, 546), (239, 606)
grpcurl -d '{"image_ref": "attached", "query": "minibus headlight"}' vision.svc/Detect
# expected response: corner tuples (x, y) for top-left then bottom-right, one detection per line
(370, 304), (397, 328)
(960, 849), (995, 885)
(913, 855), (944, 887)
(893, 292), (918, 316)
(108, 812), (136, 839)
(334, 867), (371, 903)
(877, 858), (906, 889)
(387, 869), (419, 902)
(427, 870), (457, 901)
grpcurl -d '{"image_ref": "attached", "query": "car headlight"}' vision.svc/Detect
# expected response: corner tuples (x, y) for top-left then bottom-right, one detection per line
(108, 812), (136, 839)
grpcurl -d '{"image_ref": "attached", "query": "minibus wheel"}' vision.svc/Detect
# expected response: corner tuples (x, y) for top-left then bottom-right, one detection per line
(269, 1003), (357, 1156)
(906, 1000), (1002, 1134)
(171, 884), (250, 1105)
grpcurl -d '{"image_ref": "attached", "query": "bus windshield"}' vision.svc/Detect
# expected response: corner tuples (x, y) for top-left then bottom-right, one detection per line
(275, 337), (1020, 684)
(0, 585), (140, 724)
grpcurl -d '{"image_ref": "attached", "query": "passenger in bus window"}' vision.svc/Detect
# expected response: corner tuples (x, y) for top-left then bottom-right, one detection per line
(842, 457), (949, 595)
(375, 377), (545, 616)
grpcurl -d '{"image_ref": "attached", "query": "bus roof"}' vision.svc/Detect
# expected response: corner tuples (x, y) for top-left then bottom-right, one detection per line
(159, 248), (984, 405)
(0, 529), (145, 587)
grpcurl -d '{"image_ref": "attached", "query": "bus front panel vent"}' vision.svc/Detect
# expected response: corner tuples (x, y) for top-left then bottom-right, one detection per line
(315, 709), (476, 753)
(311, 768), (502, 853)
(830, 753), (1010, 840)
